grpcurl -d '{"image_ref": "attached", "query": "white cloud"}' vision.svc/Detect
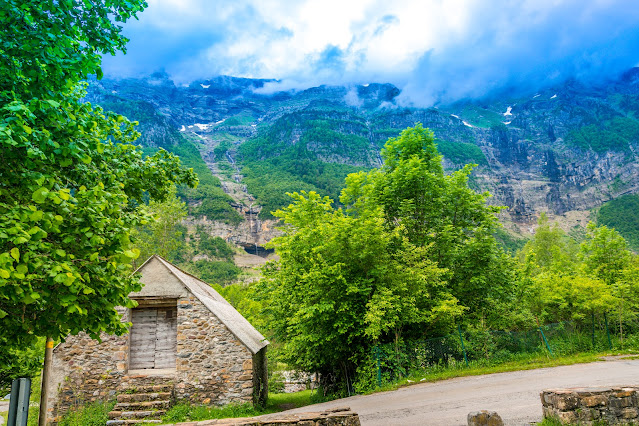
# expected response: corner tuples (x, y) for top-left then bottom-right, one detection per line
(103, 0), (639, 105)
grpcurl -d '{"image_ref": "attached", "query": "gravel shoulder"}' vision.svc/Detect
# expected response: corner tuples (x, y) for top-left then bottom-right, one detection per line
(264, 358), (639, 425)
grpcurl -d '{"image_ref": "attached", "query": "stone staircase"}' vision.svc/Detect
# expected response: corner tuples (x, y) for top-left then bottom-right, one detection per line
(106, 383), (174, 425)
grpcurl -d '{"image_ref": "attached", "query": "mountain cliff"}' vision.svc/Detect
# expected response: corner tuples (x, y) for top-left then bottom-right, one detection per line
(85, 69), (639, 251)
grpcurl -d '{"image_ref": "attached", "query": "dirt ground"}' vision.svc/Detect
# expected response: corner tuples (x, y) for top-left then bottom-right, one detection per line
(262, 357), (639, 426)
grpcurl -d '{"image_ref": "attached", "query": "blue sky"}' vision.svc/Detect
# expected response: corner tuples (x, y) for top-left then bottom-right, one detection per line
(102, 0), (639, 105)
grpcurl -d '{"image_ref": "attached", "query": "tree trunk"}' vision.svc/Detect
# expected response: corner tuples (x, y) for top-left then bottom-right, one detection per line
(38, 337), (54, 426)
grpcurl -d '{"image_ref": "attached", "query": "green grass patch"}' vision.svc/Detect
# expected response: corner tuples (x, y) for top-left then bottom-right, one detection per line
(364, 351), (611, 395)
(222, 113), (255, 126)
(161, 390), (329, 424)
(57, 401), (115, 426)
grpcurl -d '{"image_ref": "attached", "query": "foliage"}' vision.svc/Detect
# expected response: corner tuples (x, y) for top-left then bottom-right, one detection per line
(133, 186), (187, 265)
(343, 124), (514, 322)
(198, 233), (235, 261)
(241, 156), (362, 219)
(161, 390), (328, 424)
(0, 0), (197, 361)
(581, 222), (631, 287)
(181, 260), (241, 286)
(436, 140), (488, 166)
(239, 112), (369, 218)
(566, 116), (639, 153)
(493, 227), (528, 254)
(257, 124), (507, 392)
(163, 138), (243, 225)
(162, 402), (259, 423)
(597, 194), (639, 252)
(0, 338), (43, 393)
(57, 400), (115, 426)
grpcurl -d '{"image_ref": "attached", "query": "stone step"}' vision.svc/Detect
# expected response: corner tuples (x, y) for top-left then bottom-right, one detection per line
(106, 420), (162, 425)
(113, 400), (171, 412)
(108, 410), (166, 420)
(121, 384), (174, 394)
(117, 392), (172, 403)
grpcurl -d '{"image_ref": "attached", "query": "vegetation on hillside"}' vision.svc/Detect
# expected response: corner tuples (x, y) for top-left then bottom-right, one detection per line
(133, 190), (241, 285)
(597, 194), (639, 252)
(567, 116), (639, 153)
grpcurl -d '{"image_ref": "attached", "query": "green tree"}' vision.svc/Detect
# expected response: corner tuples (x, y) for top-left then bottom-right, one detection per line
(258, 124), (505, 392)
(257, 191), (455, 392)
(341, 124), (511, 321)
(0, 0), (197, 361)
(581, 223), (634, 341)
(518, 216), (616, 326)
(133, 186), (188, 266)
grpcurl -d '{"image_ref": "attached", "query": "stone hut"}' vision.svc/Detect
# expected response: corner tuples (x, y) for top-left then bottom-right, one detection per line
(47, 255), (268, 423)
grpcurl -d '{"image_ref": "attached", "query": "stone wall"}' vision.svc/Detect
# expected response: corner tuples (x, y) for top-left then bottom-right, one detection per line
(48, 307), (130, 423)
(175, 294), (254, 405)
(164, 406), (361, 425)
(541, 387), (639, 424)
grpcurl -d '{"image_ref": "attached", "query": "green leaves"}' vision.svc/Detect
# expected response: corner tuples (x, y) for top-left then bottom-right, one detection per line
(10, 247), (19, 261)
(32, 187), (50, 203)
(0, 0), (199, 366)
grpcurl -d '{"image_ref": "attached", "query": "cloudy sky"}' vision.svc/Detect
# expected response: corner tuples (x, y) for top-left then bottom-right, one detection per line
(102, 0), (639, 105)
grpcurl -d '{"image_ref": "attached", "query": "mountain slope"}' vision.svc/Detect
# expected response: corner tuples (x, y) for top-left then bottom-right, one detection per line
(86, 69), (639, 243)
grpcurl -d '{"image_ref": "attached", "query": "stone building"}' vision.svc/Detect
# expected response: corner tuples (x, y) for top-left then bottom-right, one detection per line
(46, 255), (268, 423)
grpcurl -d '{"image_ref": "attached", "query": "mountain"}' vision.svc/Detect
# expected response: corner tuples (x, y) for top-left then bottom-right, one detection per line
(85, 69), (639, 257)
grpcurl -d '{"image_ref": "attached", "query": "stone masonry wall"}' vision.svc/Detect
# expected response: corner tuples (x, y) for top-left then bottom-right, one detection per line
(541, 387), (639, 424)
(175, 294), (254, 405)
(165, 406), (361, 426)
(48, 307), (130, 423)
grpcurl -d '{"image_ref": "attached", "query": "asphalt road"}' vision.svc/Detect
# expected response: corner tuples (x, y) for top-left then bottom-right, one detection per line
(267, 358), (639, 425)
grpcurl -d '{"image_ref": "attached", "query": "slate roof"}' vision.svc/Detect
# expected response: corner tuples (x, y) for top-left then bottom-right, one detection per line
(135, 255), (268, 354)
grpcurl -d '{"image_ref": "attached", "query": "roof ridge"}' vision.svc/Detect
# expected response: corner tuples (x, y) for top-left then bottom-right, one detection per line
(137, 255), (268, 354)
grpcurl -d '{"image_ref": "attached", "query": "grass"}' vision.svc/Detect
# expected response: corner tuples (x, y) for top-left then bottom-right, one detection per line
(359, 351), (624, 395)
(161, 390), (327, 424)
(57, 401), (115, 426)
(537, 415), (623, 425)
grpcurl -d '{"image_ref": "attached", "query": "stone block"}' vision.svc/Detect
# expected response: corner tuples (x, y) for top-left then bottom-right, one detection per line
(613, 388), (636, 398)
(555, 394), (579, 411)
(622, 407), (639, 419)
(581, 394), (607, 407)
(467, 410), (504, 426)
(609, 396), (632, 409)
(556, 410), (578, 424)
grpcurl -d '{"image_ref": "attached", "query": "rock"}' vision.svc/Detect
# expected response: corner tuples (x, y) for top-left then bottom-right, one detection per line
(467, 410), (504, 426)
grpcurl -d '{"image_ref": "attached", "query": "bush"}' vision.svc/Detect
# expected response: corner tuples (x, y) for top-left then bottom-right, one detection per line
(268, 371), (286, 394)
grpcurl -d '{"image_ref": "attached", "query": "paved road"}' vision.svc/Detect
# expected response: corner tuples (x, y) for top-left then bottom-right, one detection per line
(0, 401), (7, 425)
(270, 358), (639, 425)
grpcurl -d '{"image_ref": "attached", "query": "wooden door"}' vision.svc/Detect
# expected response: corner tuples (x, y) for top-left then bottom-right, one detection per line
(130, 306), (177, 370)
(154, 307), (177, 369)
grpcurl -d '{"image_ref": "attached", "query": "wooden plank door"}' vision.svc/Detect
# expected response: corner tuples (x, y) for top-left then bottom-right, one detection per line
(154, 307), (177, 369)
(129, 306), (177, 370)
(129, 308), (158, 369)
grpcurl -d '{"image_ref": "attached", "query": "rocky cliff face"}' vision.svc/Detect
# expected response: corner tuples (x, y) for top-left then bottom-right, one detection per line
(86, 69), (639, 240)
